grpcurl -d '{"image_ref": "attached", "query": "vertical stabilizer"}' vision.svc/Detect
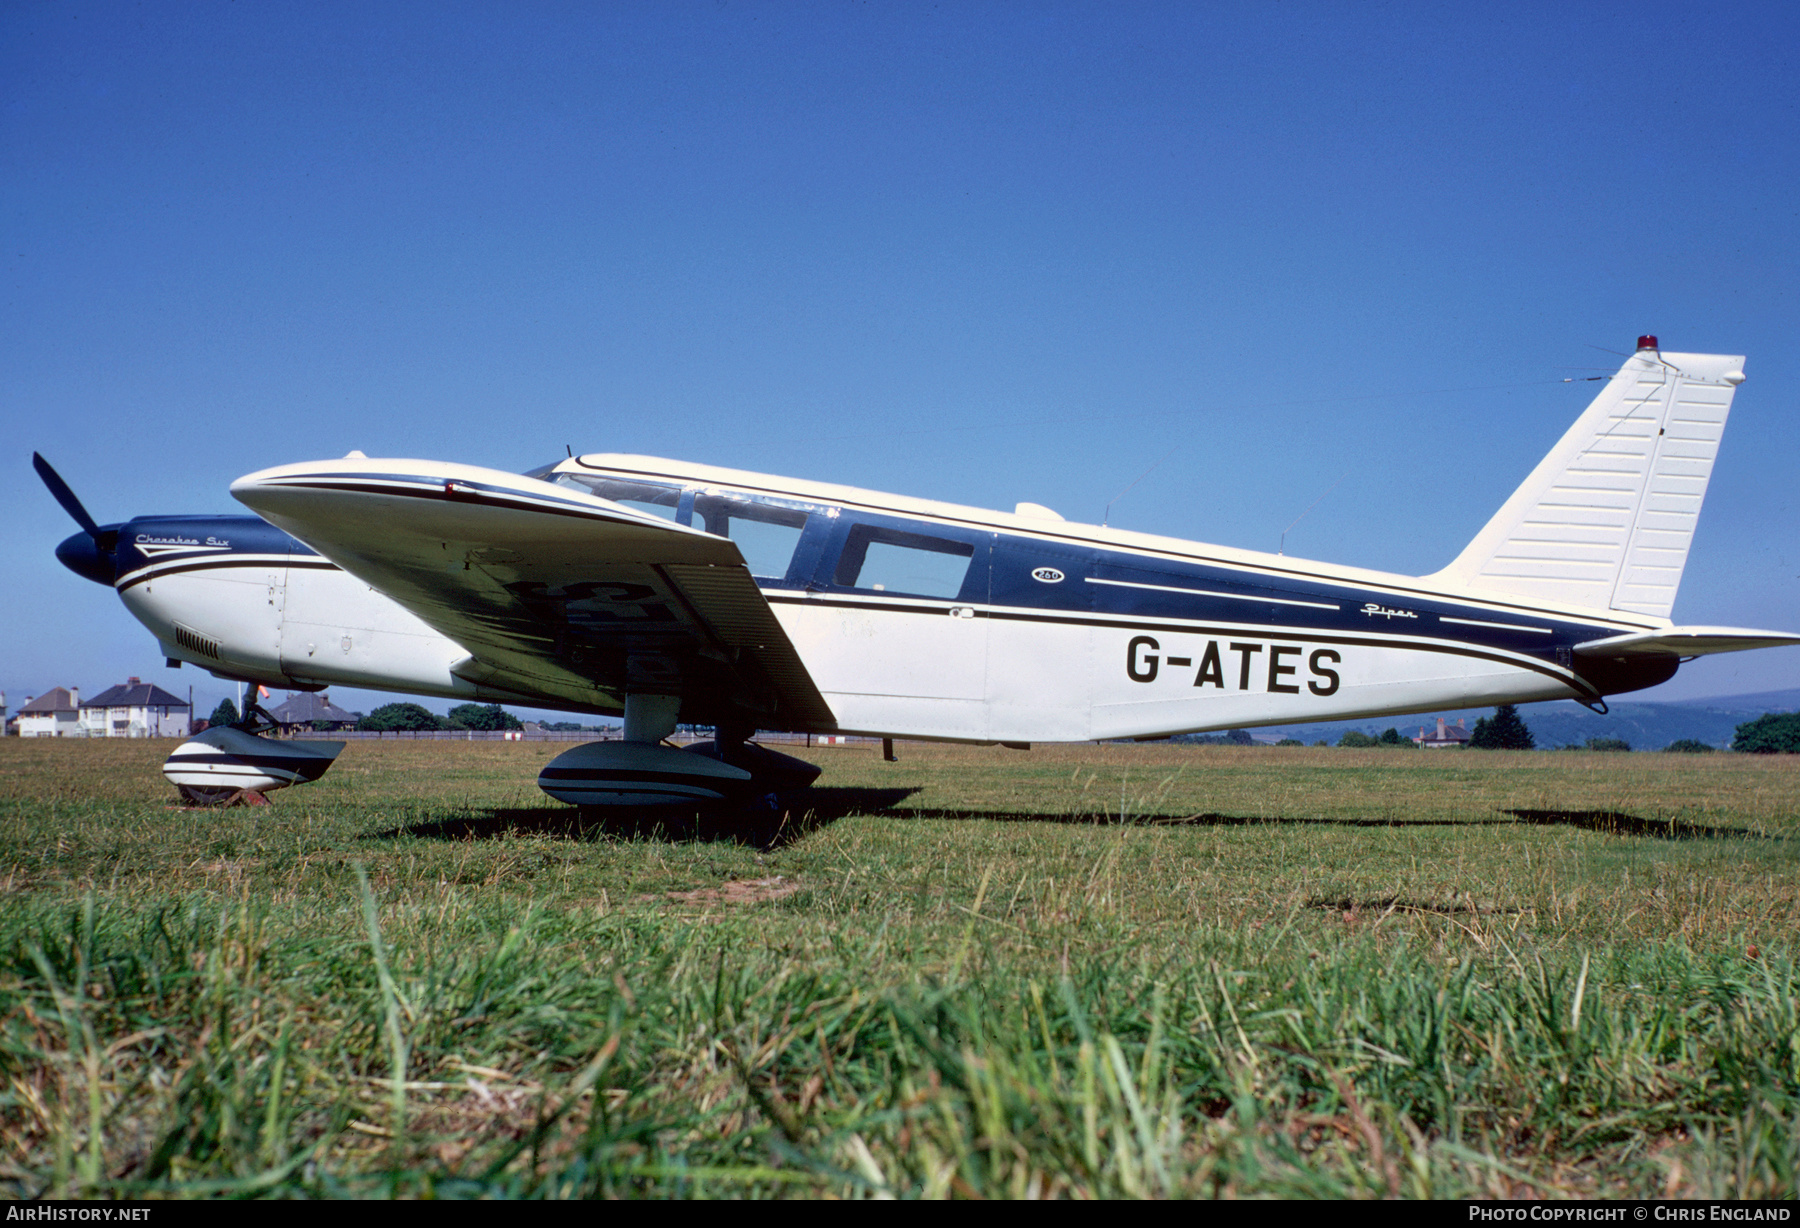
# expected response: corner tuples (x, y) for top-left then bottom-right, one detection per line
(1426, 343), (1745, 621)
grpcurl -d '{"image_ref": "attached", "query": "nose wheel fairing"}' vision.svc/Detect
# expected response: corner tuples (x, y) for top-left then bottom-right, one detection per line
(162, 725), (345, 804)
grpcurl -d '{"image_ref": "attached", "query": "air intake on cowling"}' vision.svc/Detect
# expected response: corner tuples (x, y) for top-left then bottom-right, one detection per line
(174, 624), (221, 660)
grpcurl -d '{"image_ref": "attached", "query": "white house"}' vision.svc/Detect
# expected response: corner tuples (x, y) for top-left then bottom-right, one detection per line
(79, 679), (190, 738)
(16, 688), (81, 737)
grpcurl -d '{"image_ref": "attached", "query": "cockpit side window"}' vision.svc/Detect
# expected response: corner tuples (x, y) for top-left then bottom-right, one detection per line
(833, 523), (977, 599)
(550, 475), (682, 521)
(693, 493), (811, 581)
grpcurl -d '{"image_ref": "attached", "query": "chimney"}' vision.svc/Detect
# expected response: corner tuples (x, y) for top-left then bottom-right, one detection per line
(69, 688), (79, 708)
(128, 676), (140, 686)
(1436, 717), (1446, 738)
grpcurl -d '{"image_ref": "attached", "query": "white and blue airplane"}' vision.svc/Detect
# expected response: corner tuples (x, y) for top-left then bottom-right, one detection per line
(38, 339), (1800, 807)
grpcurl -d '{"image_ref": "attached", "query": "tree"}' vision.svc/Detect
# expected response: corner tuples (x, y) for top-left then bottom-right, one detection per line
(1469, 704), (1534, 750)
(1377, 727), (1411, 747)
(1338, 730), (1379, 748)
(1662, 739), (1716, 754)
(446, 703), (523, 731)
(358, 702), (446, 732)
(207, 697), (240, 728)
(1732, 712), (1800, 754)
(1583, 737), (1631, 753)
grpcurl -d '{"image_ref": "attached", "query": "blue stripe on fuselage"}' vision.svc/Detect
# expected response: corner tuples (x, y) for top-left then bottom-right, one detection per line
(114, 515), (319, 588)
(982, 533), (1611, 661)
(749, 501), (1624, 666)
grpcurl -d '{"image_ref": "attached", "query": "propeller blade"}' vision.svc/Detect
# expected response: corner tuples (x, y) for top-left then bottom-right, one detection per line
(32, 452), (101, 539)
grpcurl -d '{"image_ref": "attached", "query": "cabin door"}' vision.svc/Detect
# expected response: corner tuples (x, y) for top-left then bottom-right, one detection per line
(786, 517), (993, 736)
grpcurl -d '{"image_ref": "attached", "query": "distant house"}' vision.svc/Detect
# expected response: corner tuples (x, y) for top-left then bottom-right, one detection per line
(1414, 716), (1470, 749)
(17, 688), (81, 738)
(80, 679), (191, 738)
(267, 691), (362, 734)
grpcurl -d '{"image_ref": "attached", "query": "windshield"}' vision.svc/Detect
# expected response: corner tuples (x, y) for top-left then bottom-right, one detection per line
(548, 474), (682, 521)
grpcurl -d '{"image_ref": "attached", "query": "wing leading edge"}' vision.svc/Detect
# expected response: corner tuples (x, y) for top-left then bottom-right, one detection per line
(231, 458), (836, 730)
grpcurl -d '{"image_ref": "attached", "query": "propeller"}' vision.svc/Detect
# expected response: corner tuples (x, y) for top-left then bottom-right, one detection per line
(35, 452), (121, 584)
(34, 452), (103, 539)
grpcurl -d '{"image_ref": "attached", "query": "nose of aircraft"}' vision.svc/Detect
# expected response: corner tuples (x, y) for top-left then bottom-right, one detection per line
(55, 527), (118, 586)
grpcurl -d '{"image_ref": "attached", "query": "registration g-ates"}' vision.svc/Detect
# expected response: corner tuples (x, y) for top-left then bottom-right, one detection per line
(1127, 635), (1340, 695)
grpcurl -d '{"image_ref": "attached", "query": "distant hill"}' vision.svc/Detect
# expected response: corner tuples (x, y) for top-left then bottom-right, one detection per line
(1671, 687), (1800, 713)
(1235, 688), (1800, 751)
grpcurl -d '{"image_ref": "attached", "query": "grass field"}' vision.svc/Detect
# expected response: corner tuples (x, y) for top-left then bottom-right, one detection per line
(1, 737), (1796, 1199)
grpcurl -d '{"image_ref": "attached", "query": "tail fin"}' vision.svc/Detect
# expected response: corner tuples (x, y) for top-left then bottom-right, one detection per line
(1426, 342), (1746, 621)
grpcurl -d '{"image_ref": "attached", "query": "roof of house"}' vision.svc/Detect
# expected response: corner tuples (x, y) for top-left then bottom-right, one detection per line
(82, 681), (188, 709)
(268, 692), (360, 724)
(18, 688), (78, 714)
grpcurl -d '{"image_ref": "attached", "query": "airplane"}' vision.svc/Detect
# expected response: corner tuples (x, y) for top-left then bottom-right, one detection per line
(37, 338), (1800, 808)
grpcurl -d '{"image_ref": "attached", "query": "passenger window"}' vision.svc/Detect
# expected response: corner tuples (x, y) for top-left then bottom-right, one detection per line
(693, 494), (809, 580)
(834, 524), (976, 599)
(552, 475), (681, 521)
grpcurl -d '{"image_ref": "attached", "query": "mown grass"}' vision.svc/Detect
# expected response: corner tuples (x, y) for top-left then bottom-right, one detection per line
(0, 738), (1795, 1198)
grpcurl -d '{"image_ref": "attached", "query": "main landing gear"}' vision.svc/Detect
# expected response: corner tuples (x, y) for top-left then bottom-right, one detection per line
(534, 695), (820, 812)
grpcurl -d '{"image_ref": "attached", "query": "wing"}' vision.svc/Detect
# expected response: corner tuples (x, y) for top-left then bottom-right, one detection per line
(231, 458), (836, 730)
(1573, 626), (1800, 660)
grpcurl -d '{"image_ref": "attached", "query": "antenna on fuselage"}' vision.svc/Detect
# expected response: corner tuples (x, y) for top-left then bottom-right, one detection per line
(1101, 444), (1179, 527)
(1277, 467), (1351, 556)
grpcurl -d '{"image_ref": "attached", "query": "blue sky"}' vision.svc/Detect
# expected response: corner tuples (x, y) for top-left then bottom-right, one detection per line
(5, 1), (1798, 721)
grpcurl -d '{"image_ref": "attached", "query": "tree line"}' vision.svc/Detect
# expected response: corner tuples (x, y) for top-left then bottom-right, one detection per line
(1325, 703), (1800, 753)
(355, 702), (524, 732)
(208, 695), (1800, 750)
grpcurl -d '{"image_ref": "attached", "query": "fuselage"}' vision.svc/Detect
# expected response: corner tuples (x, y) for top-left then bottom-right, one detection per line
(80, 454), (1674, 742)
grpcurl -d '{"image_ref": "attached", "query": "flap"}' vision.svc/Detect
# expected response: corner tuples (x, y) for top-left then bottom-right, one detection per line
(1573, 625), (1800, 660)
(231, 458), (836, 730)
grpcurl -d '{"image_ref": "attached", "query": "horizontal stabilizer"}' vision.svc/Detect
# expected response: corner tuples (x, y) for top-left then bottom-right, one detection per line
(1573, 626), (1800, 660)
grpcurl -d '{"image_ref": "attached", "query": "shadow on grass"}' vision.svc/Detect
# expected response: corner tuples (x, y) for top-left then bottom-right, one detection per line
(873, 806), (1514, 829)
(1307, 895), (1524, 916)
(374, 792), (1768, 847)
(374, 787), (920, 850)
(1502, 808), (1771, 841)
(884, 806), (1772, 841)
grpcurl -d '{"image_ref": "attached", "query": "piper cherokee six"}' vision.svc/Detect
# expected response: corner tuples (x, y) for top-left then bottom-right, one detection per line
(38, 340), (1800, 807)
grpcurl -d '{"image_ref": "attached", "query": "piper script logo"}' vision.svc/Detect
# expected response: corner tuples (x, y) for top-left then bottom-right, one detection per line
(1361, 602), (1417, 620)
(135, 534), (231, 558)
